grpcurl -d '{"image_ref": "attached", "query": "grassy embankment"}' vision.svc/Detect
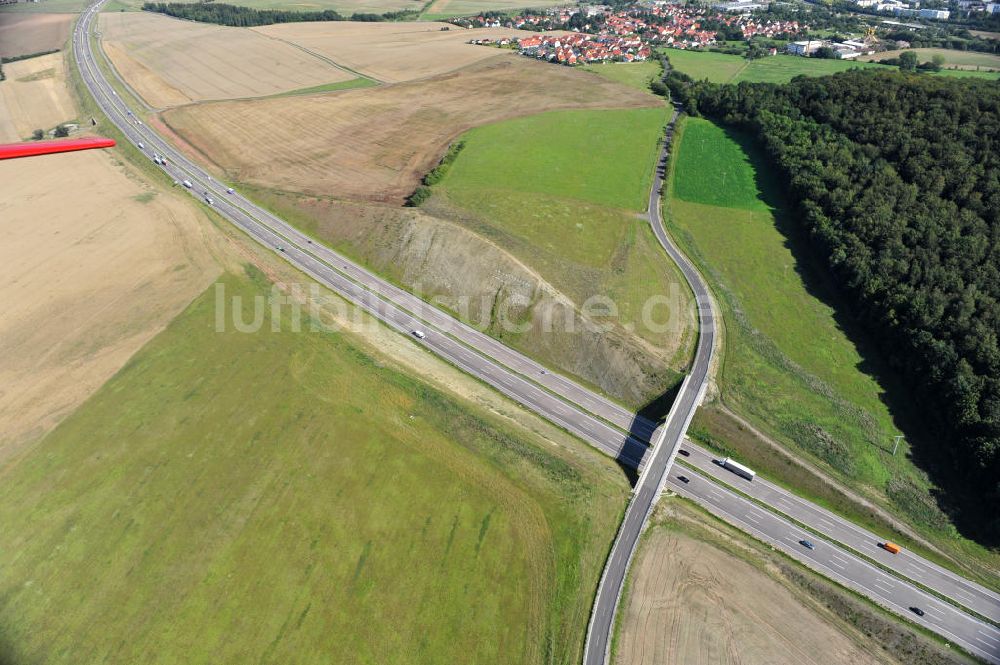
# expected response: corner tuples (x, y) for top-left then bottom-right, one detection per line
(664, 116), (1000, 584)
(859, 47), (1000, 72)
(581, 60), (662, 92)
(665, 48), (1000, 83)
(425, 107), (696, 404)
(0, 270), (628, 664)
(271, 77), (377, 97)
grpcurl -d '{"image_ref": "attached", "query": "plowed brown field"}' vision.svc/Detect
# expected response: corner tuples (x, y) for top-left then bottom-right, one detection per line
(162, 54), (660, 202)
(0, 52), (75, 141)
(98, 12), (352, 107)
(0, 49), (224, 461)
(0, 13), (73, 58)
(254, 21), (564, 82)
(616, 530), (884, 665)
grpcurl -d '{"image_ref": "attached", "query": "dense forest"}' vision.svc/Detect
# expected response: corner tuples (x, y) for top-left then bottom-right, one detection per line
(667, 68), (1000, 543)
(141, 2), (418, 26)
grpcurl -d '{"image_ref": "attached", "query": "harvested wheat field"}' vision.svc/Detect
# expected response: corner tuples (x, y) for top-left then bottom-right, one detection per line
(616, 530), (884, 665)
(254, 21), (559, 83)
(424, 0), (567, 17)
(98, 12), (352, 107)
(0, 150), (223, 462)
(0, 13), (73, 58)
(0, 52), (75, 141)
(163, 54), (660, 202)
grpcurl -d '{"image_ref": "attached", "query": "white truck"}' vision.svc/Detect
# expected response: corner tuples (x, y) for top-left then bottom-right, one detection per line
(720, 457), (756, 481)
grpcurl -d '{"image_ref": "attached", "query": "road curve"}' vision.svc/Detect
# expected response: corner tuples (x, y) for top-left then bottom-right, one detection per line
(582, 108), (716, 665)
(71, 8), (999, 662)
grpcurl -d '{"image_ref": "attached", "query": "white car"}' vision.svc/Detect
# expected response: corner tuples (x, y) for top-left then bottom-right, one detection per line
(137, 141), (145, 149)
(226, 188), (235, 195)
(412, 330), (426, 339)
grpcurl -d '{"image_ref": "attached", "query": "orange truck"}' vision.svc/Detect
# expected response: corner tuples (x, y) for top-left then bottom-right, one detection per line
(882, 541), (902, 554)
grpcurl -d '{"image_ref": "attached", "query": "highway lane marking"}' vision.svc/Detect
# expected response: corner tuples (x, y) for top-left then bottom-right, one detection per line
(827, 558), (846, 571)
(682, 480), (1000, 664)
(691, 482), (981, 651)
(743, 512), (761, 524)
(873, 578), (894, 591)
(774, 496), (796, 510)
(976, 636), (1000, 651)
(979, 630), (1000, 644)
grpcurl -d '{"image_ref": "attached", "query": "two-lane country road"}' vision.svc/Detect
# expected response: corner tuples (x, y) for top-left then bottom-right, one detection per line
(583, 108), (716, 665)
(72, 8), (999, 662)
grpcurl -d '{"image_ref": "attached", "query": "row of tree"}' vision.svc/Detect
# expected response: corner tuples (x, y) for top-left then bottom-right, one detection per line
(667, 67), (1000, 543)
(141, 2), (418, 27)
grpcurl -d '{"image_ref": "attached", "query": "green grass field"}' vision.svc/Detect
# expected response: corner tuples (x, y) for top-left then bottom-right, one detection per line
(665, 50), (883, 84)
(862, 47), (1000, 70)
(431, 106), (696, 366)
(581, 60), (661, 92)
(441, 108), (665, 216)
(273, 77), (377, 97)
(665, 116), (1000, 575)
(667, 49), (1000, 84)
(0, 269), (626, 664)
(936, 68), (1000, 79)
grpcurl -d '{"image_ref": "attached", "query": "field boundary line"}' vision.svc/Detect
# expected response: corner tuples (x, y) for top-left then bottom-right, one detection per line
(255, 32), (380, 84)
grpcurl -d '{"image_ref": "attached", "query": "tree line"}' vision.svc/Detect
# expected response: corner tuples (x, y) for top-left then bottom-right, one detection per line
(141, 2), (419, 27)
(667, 67), (1000, 544)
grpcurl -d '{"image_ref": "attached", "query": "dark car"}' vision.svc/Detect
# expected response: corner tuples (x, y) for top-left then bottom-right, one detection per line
(678, 449), (690, 457)
(677, 475), (690, 484)
(910, 607), (925, 617)
(799, 540), (815, 550)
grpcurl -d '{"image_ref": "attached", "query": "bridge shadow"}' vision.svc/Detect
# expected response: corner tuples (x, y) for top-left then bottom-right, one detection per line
(613, 381), (683, 488)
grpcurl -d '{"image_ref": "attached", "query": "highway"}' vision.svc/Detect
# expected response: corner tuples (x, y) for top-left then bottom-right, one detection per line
(678, 443), (1000, 622)
(668, 469), (1000, 664)
(72, 6), (999, 662)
